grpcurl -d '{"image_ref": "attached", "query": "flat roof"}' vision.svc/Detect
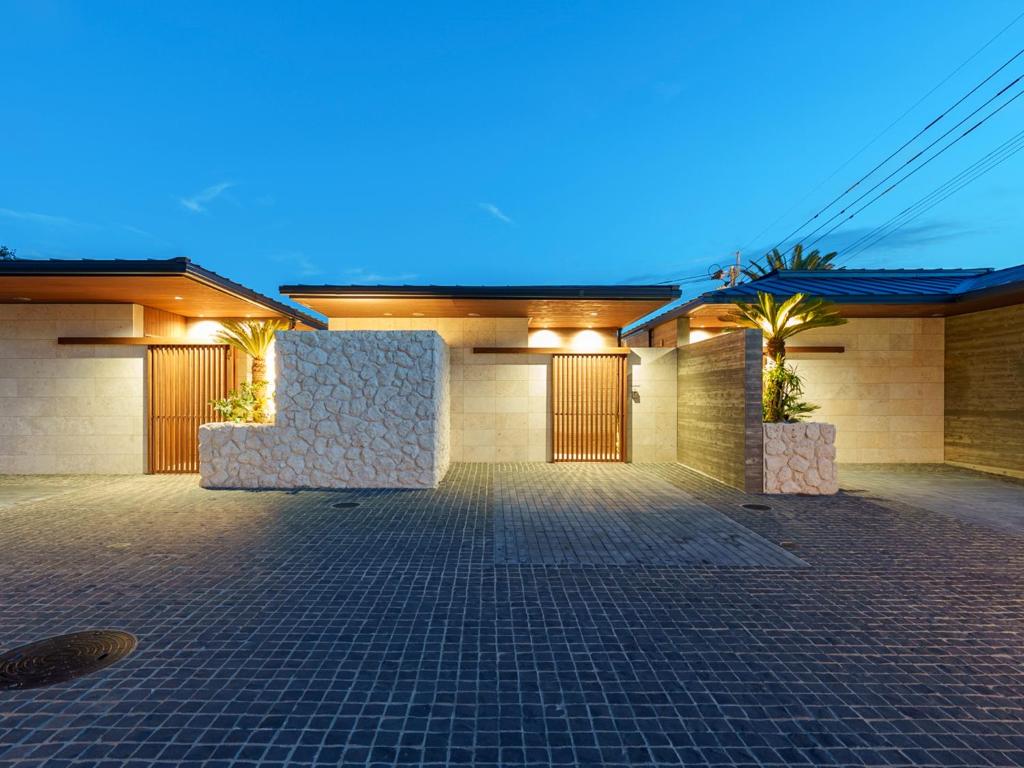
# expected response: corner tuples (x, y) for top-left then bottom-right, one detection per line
(280, 284), (681, 329)
(0, 257), (327, 329)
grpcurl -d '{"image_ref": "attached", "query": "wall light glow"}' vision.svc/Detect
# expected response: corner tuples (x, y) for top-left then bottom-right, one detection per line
(529, 329), (560, 348)
(570, 329), (606, 351)
(186, 320), (225, 342)
(689, 329), (715, 343)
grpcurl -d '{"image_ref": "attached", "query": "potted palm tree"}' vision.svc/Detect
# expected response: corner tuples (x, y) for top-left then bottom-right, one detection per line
(214, 319), (293, 423)
(725, 291), (846, 494)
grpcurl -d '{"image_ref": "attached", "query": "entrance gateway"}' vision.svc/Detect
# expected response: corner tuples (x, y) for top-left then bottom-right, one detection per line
(147, 344), (237, 473)
(551, 353), (628, 462)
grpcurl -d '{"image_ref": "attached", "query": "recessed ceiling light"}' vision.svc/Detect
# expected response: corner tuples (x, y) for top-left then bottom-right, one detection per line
(412, 312), (424, 317)
(589, 312), (598, 316)
(467, 312), (480, 317)
(383, 312), (393, 316)
(11, 296), (31, 302)
(173, 296), (183, 301)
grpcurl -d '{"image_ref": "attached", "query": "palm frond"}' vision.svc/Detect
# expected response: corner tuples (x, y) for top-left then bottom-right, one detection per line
(723, 291), (846, 343)
(214, 319), (293, 359)
(743, 243), (838, 279)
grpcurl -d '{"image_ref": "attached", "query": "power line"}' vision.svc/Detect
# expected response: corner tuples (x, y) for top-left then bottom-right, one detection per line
(839, 126), (1024, 256)
(738, 8), (1024, 256)
(837, 129), (1024, 263)
(765, 43), (1024, 254)
(800, 76), (1024, 248)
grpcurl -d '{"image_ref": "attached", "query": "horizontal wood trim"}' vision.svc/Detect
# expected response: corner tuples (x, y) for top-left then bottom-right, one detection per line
(59, 336), (227, 346)
(773, 346), (845, 354)
(473, 346), (630, 355)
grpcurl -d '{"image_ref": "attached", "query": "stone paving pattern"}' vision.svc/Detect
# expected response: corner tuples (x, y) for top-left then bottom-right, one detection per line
(493, 464), (805, 567)
(0, 463), (1023, 767)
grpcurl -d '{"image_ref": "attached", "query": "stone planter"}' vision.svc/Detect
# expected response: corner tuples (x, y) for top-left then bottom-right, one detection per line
(763, 422), (838, 495)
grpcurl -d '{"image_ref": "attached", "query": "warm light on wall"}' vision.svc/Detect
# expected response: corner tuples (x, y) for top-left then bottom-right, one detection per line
(186, 320), (225, 342)
(529, 329), (561, 347)
(570, 329), (606, 352)
(689, 329), (715, 344)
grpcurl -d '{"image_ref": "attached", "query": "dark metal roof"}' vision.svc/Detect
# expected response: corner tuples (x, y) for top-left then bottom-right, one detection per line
(623, 264), (1024, 335)
(0, 257), (327, 329)
(280, 284), (681, 300)
(709, 268), (992, 303)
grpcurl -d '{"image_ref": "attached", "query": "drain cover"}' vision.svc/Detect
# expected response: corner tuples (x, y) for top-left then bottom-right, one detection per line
(742, 503), (772, 511)
(0, 630), (137, 690)
(332, 501), (360, 509)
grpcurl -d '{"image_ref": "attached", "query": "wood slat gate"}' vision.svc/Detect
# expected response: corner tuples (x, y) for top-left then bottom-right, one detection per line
(147, 345), (235, 474)
(551, 353), (628, 462)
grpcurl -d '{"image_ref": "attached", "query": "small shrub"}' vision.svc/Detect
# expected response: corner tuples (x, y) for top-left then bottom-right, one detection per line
(210, 382), (267, 424)
(763, 362), (818, 423)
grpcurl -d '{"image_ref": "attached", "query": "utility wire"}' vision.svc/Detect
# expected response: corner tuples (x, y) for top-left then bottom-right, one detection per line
(806, 84), (1024, 250)
(839, 126), (1024, 256)
(839, 144), (1024, 262)
(837, 129), (1024, 263)
(798, 75), (1024, 247)
(739, 8), (1024, 256)
(766, 43), (1024, 253)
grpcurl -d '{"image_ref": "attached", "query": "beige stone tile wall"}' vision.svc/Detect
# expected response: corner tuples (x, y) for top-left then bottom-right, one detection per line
(627, 347), (677, 462)
(790, 318), (944, 463)
(0, 304), (145, 474)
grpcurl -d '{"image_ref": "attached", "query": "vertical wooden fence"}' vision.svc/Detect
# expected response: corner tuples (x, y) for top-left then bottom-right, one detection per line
(147, 345), (235, 473)
(551, 353), (627, 462)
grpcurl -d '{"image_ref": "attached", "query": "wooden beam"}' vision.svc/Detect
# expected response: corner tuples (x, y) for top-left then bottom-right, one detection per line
(58, 336), (227, 346)
(473, 346), (631, 355)
(765, 346), (845, 355)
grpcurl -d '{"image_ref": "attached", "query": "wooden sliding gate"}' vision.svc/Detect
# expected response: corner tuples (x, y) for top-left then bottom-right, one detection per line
(147, 345), (236, 474)
(551, 353), (628, 462)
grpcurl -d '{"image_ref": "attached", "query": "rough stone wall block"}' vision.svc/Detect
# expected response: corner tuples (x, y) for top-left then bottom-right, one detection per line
(200, 331), (451, 489)
(763, 422), (839, 495)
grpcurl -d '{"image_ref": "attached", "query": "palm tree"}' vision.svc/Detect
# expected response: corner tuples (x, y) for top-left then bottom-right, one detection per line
(214, 319), (293, 421)
(723, 291), (846, 363)
(743, 243), (837, 280)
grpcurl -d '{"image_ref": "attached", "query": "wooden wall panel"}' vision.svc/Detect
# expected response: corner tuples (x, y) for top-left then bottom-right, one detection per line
(676, 330), (763, 492)
(552, 354), (627, 461)
(147, 345), (235, 473)
(621, 328), (651, 348)
(143, 306), (187, 338)
(650, 319), (678, 348)
(945, 303), (1024, 476)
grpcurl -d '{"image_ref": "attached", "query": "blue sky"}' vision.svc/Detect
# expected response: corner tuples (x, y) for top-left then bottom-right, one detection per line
(3, 1), (1023, 306)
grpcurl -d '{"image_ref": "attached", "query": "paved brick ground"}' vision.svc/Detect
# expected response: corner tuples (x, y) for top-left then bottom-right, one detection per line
(1, 463), (1023, 767)
(493, 464), (804, 567)
(840, 463), (1024, 535)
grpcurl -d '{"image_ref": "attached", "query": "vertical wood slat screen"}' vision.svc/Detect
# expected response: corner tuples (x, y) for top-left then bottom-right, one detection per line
(551, 353), (627, 462)
(147, 345), (235, 473)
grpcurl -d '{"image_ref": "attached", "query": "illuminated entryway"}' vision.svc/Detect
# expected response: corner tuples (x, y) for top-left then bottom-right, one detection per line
(551, 353), (628, 462)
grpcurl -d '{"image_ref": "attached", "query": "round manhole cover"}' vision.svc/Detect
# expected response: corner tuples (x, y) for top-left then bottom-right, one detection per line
(742, 503), (772, 511)
(332, 501), (360, 509)
(0, 630), (137, 690)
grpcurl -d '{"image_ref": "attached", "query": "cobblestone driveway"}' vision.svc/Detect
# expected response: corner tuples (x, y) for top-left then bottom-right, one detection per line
(1, 463), (1023, 767)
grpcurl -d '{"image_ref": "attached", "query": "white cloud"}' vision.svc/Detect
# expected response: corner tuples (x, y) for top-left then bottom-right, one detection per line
(179, 181), (234, 213)
(478, 202), (514, 225)
(270, 251), (323, 278)
(343, 267), (418, 284)
(0, 207), (77, 226)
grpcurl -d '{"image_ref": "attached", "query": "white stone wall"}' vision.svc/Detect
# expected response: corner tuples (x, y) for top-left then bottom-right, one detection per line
(0, 304), (145, 474)
(763, 422), (838, 495)
(628, 348), (677, 462)
(199, 330), (450, 488)
(329, 318), (549, 461)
